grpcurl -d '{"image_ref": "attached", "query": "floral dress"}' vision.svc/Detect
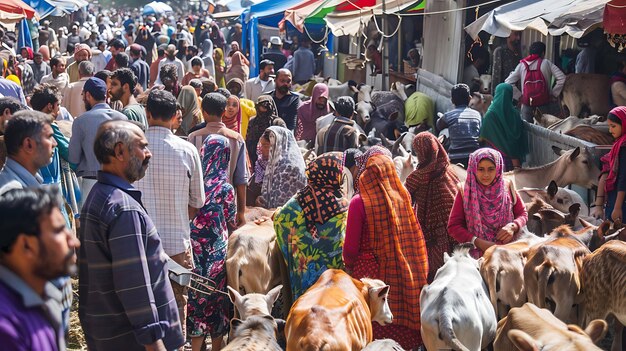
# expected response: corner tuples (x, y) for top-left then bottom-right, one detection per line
(187, 135), (236, 338)
(274, 198), (347, 300)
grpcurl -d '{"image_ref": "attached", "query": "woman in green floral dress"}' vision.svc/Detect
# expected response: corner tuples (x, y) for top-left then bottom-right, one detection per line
(274, 153), (349, 300)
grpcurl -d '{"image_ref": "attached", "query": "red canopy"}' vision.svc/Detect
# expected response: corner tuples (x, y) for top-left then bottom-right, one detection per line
(604, 0), (626, 34)
(0, 0), (37, 19)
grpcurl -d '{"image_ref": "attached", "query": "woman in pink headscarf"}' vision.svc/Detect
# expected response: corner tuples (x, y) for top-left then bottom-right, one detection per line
(295, 83), (330, 143)
(594, 106), (626, 222)
(225, 51), (249, 83)
(447, 148), (527, 258)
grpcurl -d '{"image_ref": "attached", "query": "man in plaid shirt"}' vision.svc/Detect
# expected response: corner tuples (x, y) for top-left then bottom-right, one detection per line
(136, 90), (205, 340)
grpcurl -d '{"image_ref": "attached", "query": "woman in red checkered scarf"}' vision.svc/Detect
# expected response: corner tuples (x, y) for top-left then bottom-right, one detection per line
(344, 152), (429, 350)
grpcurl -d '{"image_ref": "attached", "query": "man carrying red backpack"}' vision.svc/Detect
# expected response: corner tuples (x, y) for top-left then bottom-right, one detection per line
(505, 41), (566, 123)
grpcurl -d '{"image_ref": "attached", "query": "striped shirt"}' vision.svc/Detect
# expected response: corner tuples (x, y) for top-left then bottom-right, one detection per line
(316, 117), (359, 155)
(135, 126), (205, 256)
(78, 171), (184, 351)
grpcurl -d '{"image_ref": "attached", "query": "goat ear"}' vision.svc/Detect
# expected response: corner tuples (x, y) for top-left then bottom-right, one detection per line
(579, 217), (597, 230)
(443, 252), (451, 263)
(350, 85), (359, 93)
(584, 320), (608, 343)
(547, 181), (558, 198)
(477, 257), (485, 268)
(508, 330), (540, 351)
(358, 133), (368, 145)
(228, 286), (242, 304)
(266, 285), (282, 304)
(376, 285), (390, 298)
(568, 203), (581, 217)
(570, 147), (581, 161)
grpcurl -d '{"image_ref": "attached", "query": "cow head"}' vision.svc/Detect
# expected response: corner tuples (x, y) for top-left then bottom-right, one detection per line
(551, 146), (601, 189)
(354, 83), (373, 103)
(355, 100), (375, 127)
(479, 74), (492, 94)
(391, 81), (409, 101)
(469, 92), (493, 116)
(518, 181), (588, 216)
(393, 145), (417, 183)
(230, 314), (285, 341)
(228, 284), (282, 320)
(360, 278), (393, 326)
(506, 319), (607, 351)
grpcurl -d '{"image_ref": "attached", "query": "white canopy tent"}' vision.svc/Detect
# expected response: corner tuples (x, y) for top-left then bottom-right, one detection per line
(142, 1), (174, 16)
(464, 0), (611, 40)
(323, 0), (416, 36)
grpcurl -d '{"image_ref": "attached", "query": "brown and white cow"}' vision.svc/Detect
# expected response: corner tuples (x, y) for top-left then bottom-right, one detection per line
(494, 303), (607, 351)
(523, 227), (591, 323)
(581, 240), (626, 351)
(223, 315), (285, 351)
(525, 197), (581, 236)
(285, 269), (392, 351)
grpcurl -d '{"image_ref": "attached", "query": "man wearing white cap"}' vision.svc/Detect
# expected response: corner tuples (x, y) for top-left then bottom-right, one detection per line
(155, 44), (185, 85)
(261, 36), (287, 71)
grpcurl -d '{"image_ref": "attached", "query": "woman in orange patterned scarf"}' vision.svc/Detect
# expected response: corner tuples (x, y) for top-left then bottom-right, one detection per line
(344, 151), (428, 350)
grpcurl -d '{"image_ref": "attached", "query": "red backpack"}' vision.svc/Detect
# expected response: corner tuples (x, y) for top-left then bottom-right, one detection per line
(521, 58), (550, 107)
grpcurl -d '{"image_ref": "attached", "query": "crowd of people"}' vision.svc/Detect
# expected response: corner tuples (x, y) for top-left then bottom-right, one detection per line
(0, 6), (625, 351)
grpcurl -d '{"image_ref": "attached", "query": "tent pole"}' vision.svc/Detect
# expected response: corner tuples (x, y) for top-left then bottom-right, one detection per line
(381, 0), (389, 90)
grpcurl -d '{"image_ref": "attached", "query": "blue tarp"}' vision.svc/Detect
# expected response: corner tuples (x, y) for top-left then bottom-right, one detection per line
(23, 0), (56, 19)
(18, 19), (33, 49)
(240, 0), (305, 77)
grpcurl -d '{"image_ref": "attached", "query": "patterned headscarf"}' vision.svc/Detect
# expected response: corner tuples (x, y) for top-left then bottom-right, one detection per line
(223, 95), (241, 133)
(601, 106), (626, 192)
(198, 134), (235, 214)
(261, 126), (307, 208)
(74, 43), (92, 60)
(353, 145), (392, 194)
(296, 154), (349, 236)
(254, 142), (268, 184)
(463, 148), (513, 242)
(405, 132), (459, 191)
